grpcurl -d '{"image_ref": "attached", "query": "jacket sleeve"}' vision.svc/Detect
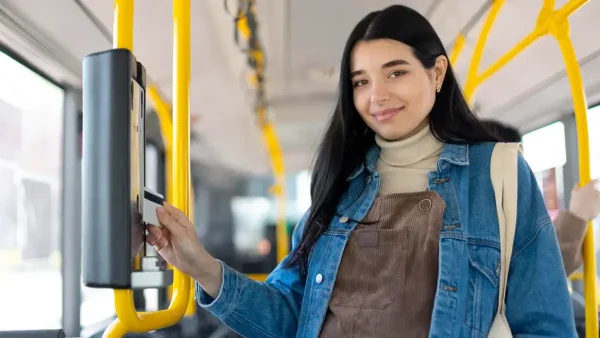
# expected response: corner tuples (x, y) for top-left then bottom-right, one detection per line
(505, 155), (577, 337)
(195, 212), (309, 338)
(554, 210), (587, 276)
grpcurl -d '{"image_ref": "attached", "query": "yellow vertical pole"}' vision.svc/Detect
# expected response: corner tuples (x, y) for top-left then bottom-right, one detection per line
(109, 0), (138, 334)
(551, 13), (597, 338)
(103, 0), (193, 335)
(113, 0), (134, 50)
(171, 0), (193, 310)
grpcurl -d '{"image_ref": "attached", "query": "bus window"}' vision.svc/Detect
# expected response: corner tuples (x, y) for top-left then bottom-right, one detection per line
(0, 50), (64, 330)
(522, 121), (567, 220)
(587, 105), (600, 179)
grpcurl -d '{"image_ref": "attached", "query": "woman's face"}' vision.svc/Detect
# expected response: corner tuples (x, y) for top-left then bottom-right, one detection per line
(350, 39), (447, 141)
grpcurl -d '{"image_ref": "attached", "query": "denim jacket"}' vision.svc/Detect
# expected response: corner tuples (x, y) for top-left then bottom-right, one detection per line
(196, 142), (577, 338)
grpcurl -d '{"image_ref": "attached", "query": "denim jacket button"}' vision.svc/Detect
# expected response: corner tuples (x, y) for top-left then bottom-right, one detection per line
(316, 274), (323, 284)
(339, 216), (349, 223)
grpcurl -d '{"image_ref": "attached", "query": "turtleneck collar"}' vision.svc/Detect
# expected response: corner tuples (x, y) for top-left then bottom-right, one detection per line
(375, 124), (443, 167)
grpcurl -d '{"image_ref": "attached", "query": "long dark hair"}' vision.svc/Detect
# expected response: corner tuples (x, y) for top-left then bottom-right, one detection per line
(482, 119), (522, 142)
(286, 5), (502, 275)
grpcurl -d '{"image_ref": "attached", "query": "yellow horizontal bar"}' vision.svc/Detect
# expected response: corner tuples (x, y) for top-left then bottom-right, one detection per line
(465, 0), (588, 103)
(247, 274), (269, 282)
(473, 0), (588, 90)
(556, 0), (589, 18)
(109, 280), (190, 333)
(103, 319), (129, 338)
(569, 272), (600, 307)
(570, 271), (584, 281)
(475, 29), (543, 87)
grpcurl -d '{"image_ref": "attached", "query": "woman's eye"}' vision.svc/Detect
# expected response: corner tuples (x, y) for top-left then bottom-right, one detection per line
(390, 70), (406, 78)
(354, 80), (368, 88)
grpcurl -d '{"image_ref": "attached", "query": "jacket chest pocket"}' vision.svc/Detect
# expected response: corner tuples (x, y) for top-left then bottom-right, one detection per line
(464, 242), (500, 336)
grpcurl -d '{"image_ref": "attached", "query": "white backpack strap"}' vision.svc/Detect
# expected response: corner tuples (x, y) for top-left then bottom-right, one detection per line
(488, 142), (521, 337)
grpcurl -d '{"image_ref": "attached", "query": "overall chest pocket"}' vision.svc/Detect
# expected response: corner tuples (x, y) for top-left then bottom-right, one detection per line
(464, 242), (501, 336)
(329, 228), (411, 310)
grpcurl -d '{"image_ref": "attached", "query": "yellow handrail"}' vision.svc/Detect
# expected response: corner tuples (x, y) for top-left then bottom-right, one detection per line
(463, 0), (505, 103)
(549, 3), (596, 335)
(461, 0), (596, 335)
(236, 0), (289, 264)
(113, 0), (133, 50)
(103, 0), (192, 335)
(148, 85), (196, 316)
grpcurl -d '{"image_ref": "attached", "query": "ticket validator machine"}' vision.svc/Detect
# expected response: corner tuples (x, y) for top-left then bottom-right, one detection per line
(81, 49), (172, 289)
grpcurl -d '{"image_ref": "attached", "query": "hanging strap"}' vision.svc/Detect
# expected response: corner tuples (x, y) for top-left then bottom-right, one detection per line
(488, 142), (521, 338)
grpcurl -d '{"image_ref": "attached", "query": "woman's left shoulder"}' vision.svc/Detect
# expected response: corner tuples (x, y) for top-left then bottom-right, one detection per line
(467, 141), (551, 233)
(465, 142), (498, 169)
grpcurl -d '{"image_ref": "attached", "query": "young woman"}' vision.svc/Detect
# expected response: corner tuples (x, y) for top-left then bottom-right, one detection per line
(147, 5), (576, 337)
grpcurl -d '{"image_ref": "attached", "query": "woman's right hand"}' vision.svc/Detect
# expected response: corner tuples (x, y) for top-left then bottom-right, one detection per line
(146, 202), (222, 297)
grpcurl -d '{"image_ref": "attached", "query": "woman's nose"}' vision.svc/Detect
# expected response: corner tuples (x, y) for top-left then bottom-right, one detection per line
(370, 82), (390, 104)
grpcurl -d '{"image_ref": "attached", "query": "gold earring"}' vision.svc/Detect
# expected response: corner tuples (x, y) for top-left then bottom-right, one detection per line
(436, 84), (441, 93)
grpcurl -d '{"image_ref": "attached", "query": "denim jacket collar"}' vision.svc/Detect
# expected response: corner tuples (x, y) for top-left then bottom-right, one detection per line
(347, 142), (469, 181)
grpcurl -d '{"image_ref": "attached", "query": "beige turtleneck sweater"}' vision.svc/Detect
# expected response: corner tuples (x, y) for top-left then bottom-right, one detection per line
(375, 125), (444, 195)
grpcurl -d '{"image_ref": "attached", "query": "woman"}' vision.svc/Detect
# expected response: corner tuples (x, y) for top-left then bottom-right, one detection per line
(147, 5), (576, 337)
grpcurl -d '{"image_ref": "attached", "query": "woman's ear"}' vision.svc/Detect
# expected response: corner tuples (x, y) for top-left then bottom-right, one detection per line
(434, 55), (448, 91)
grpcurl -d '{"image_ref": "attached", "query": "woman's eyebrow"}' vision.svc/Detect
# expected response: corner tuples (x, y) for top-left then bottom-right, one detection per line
(351, 59), (410, 78)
